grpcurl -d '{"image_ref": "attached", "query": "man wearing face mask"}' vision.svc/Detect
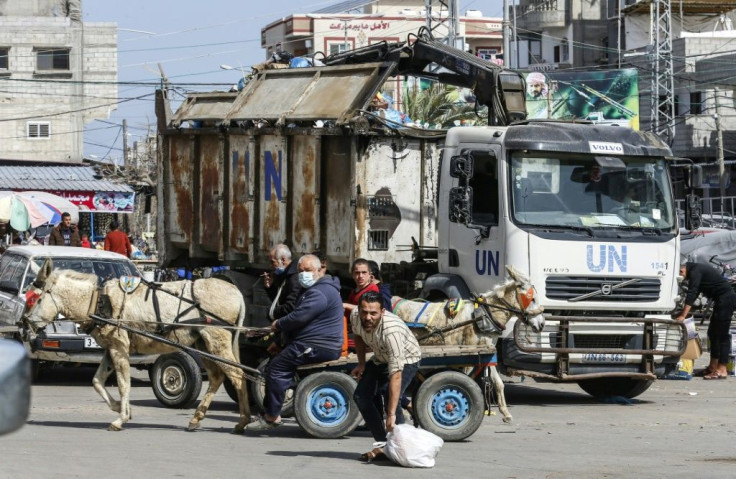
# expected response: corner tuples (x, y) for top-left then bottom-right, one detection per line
(247, 254), (344, 431)
(264, 244), (303, 322)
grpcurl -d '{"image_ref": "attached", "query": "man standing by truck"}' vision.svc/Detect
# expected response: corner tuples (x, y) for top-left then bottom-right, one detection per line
(351, 291), (421, 459)
(678, 262), (736, 379)
(247, 254), (344, 431)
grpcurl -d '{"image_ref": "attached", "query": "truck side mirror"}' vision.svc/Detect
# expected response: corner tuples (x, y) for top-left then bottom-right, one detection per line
(685, 194), (702, 231)
(449, 187), (473, 224)
(449, 186), (491, 242)
(449, 154), (474, 178)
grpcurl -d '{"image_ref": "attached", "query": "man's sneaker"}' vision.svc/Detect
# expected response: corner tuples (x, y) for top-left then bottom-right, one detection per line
(244, 415), (283, 432)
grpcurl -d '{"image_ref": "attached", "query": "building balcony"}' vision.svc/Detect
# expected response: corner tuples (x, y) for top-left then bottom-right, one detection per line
(517, 0), (567, 29)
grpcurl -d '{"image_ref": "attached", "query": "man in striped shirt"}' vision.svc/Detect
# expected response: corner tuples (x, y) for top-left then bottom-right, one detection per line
(351, 291), (421, 450)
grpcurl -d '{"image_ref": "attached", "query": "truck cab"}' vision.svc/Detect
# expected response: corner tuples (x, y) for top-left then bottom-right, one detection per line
(426, 122), (685, 397)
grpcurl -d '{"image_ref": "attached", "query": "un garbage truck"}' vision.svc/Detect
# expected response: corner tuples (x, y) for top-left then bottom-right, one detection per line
(155, 33), (686, 398)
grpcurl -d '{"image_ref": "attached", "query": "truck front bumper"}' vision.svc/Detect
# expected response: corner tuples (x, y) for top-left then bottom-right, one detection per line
(501, 315), (687, 381)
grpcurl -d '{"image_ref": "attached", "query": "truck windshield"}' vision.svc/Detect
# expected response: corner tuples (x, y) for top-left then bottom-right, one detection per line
(510, 153), (676, 232)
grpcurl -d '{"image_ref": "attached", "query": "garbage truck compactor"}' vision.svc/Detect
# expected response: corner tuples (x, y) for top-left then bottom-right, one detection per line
(157, 32), (686, 398)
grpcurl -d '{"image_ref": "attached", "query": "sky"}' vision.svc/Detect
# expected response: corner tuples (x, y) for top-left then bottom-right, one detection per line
(82, 0), (503, 163)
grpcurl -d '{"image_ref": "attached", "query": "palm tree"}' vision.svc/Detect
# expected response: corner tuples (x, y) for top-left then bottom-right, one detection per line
(403, 82), (487, 128)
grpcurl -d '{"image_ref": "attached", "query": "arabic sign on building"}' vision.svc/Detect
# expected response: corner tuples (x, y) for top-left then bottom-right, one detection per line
(328, 21), (391, 31)
(48, 190), (135, 213)
(524, 69), (640, 130)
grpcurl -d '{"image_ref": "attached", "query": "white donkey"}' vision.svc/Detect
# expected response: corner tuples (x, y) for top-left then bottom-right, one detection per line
(25, 259), (251, 433)
(391, 265), (545, 423)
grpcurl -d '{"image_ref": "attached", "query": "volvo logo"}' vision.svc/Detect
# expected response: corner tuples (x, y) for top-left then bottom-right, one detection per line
(569, 278), (641, 302)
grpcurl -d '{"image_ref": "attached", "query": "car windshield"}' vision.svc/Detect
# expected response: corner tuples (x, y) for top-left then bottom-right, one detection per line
(510, 152), (676, 233)
(23, 257), (139, 291)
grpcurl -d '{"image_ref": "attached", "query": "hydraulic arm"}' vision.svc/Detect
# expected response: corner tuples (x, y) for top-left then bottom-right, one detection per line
(322, 30), (527, 126)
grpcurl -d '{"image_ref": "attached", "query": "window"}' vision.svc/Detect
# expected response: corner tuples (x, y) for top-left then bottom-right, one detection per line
(329, 43), (348, 55)
(469, 150), (500, 225)
(0, 255), (29, 293)
(554, 39), (569, 63)
(0, 47), (8, 70)
(36, 48), (70, 71)
(368, 230), (389, 250)
(477, 48), (498, 61)
(690, 92), (703, 115)
(27, 121), (51, 139)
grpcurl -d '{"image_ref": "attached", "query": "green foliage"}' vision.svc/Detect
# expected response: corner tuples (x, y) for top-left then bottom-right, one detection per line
(403, 82), (487, 128)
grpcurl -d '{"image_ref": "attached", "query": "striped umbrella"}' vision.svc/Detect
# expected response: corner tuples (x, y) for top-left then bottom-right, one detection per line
(0, 192), (58, 231)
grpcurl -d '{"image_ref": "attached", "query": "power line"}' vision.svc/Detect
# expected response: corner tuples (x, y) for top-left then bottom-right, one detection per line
(0, 93), (153, 122)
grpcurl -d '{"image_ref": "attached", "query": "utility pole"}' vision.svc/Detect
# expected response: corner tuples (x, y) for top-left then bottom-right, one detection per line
(343, 19), (349, 52)
(122, 119), (129, 169)
(715, 87), (725, 213)
(503, 0), (511, 67)
(424, 0), (459, 47)
(650, 0), (675, 144)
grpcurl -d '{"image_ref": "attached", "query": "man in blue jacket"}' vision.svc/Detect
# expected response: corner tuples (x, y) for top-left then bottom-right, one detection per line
(247, 254), (344, 431)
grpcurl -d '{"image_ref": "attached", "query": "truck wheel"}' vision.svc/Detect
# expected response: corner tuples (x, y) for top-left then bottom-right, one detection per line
(250, 358), (296, 417)
(149, 352), (203, 408)
(294, 372), (362, 439)
(414, 370), (485, 441)
(577, 378), (653, 399)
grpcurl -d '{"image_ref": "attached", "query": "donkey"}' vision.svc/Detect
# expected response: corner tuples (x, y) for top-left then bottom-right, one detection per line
(390, 265), (545, 423)
(25, 259), (251, 433)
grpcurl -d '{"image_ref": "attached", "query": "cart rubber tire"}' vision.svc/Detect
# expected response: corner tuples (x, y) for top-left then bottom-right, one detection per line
(224, 377), (240, 404)
(577, 378), (653, 399)
(250, 357), (296, 417)
(414, 370), (485, 441)
(149, 352), (202, 408)
(294, 372), (362, 439)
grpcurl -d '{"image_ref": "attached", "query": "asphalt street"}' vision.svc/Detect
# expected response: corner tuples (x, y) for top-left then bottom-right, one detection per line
(3, 359), (736, 479)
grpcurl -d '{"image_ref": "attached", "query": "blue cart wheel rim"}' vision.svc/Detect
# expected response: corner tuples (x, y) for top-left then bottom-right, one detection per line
(428, 386), (471, 429)
(305, 383), (350, 428)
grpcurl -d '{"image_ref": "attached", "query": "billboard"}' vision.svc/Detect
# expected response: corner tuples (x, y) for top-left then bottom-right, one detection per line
(524, 69), (639, 130)
(48, 190), (135, 213)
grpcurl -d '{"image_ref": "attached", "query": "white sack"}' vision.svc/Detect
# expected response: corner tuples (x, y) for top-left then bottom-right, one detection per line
(384, 424), (444, 468)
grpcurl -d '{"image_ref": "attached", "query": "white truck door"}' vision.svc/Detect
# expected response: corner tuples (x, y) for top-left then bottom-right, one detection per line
(444, 146), (506, 295)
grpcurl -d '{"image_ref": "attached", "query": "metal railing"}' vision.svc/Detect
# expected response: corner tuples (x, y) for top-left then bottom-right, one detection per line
(676, 195), (736, 228)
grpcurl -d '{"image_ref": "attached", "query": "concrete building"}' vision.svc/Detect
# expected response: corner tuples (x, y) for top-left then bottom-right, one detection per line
(0, 0), (117, 163)
(512, 0), (607, 71)
(619, 3), (736, 211)
(261, 0), (503, 64)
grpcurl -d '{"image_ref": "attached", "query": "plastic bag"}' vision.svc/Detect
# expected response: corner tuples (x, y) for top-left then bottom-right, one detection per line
(384, 424), (444, 468)
(683, 316), (697, 339)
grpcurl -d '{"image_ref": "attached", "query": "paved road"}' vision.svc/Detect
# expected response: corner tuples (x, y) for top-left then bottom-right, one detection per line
(3, 364), (735, 479)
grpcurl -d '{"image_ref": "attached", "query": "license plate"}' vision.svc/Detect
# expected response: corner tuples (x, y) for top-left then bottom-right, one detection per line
(84, 337), (102, 349)
(580, 353), (626, 363)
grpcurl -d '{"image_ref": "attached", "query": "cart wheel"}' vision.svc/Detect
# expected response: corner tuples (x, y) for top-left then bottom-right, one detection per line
(294, 372), (362, 439)
(250, 358), (296, 417)
(149, 352), (203, 408)
(414, 370), (484, 441)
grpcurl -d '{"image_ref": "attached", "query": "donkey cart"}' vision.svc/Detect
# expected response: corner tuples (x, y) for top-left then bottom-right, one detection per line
(90, 315), (494, 441)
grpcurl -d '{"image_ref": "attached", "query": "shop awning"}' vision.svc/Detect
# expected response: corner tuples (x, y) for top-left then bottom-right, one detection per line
(0, 165), (135, 213)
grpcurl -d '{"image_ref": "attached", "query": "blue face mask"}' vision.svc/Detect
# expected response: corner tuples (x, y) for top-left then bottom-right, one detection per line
(298, 271), (315, 288)
(274, 267), (286, 275)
